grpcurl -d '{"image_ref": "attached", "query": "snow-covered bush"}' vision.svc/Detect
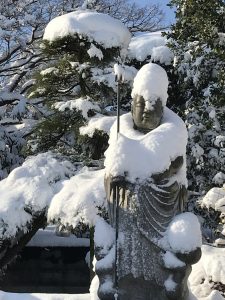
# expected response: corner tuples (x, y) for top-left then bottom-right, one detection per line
(167, 0), (225, 194)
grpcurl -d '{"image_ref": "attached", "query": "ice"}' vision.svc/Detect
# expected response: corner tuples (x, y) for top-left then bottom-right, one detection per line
(43, 10), (131, 51)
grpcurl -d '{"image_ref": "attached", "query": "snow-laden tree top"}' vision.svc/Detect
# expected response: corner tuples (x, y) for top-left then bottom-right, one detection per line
(131, 63), (169, 108)
(128, 32), (165, 61)
(43, 10), (131, 50)
(127, 32), (174, 65)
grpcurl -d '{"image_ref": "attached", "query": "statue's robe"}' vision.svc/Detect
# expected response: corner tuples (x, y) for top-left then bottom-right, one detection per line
(96, 109), (190, 300)
(104, 157), (187, 300)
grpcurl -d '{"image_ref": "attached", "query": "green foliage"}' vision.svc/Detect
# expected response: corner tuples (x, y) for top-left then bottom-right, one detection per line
(28, 22), (132, 162)
(26, 109), (85, 155)
(167, 0), (225, 193)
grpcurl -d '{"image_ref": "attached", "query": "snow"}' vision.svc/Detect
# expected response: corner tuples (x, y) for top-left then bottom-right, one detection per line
(189, 245), (225, 300)
(27, 227), (90, 247)
(163, 251), (185, 268)
(164, 275), (177, 291)
(40, 67), (58, 76)
(0, 292), (90, 300)
(0, 152), (75, 239)
(201, 187), (225, 211)
(94, 218), (114, 253)
(43, 10), (131, 51)
(47, 168), (106, 228)
(104, 107), (187, 184)
(212, 172), (225, 185)
(79, 115), (116, 137)
(54, 97), (101, 119)
(90, 276), (100, 300)
(151, 45), (174, 65)
(163, 212), (202, 253)
(113, 64), (137, 83)
(128, 32), (166, 62)
(131, 63), (169, 108)
(87, 44), (103, 60)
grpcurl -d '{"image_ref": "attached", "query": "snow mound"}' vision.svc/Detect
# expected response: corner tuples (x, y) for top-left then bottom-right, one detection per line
(0, 291), (90, 300)
(128, 32), (166, 62)
(165, 212), (202, 253)
(43, 10), (131, 50)
(189, 245), (225, 300)
(0, 152), (75, 239)
(48, 167), (106, 228)
(131, 63), (169, 108)
(80, 115), (116, 137)
(104, 108), (187, 184)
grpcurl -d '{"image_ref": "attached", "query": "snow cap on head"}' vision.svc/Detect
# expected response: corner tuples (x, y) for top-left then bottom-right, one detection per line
(131, 63), (169, 109)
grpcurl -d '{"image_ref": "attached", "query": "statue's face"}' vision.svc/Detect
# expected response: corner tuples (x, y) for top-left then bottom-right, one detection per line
(132, 95), (163, 132)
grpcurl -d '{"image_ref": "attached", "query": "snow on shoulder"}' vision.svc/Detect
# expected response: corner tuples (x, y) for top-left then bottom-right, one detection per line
(131, 63), (169, 108)
(43, 10), (131, 50)
(104, 108), (187, 184)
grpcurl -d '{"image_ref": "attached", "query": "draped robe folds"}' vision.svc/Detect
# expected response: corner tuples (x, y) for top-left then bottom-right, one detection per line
(105, 156), (187, 285)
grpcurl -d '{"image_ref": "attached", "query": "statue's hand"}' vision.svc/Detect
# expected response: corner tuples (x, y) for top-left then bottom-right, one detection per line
(175, 247), (202, 265)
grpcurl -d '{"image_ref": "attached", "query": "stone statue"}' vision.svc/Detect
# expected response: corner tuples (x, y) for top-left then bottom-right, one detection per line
(95, 63), (201, 300)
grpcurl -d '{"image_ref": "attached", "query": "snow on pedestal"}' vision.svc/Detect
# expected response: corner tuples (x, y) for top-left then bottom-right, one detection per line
(43, 10), (131, 52)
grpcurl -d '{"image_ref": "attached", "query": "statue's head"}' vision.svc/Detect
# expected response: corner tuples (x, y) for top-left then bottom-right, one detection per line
(131, 95), (163, 133)
(131, 63), (168, 133)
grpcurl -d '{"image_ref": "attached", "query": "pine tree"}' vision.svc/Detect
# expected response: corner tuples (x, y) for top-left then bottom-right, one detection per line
(167, 0), (225, 194)
(27, 9), (133, 162)
(166, 0), (225, 248)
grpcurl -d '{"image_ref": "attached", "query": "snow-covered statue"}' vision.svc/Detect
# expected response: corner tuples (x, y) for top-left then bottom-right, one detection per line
(95, 63), (202, 300)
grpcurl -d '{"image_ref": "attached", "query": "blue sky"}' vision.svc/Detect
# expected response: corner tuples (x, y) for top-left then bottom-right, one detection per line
(135, 0), (175, 25)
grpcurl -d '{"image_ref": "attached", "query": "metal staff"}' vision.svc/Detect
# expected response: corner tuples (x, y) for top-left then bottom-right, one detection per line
(114, 70), (122, 300)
